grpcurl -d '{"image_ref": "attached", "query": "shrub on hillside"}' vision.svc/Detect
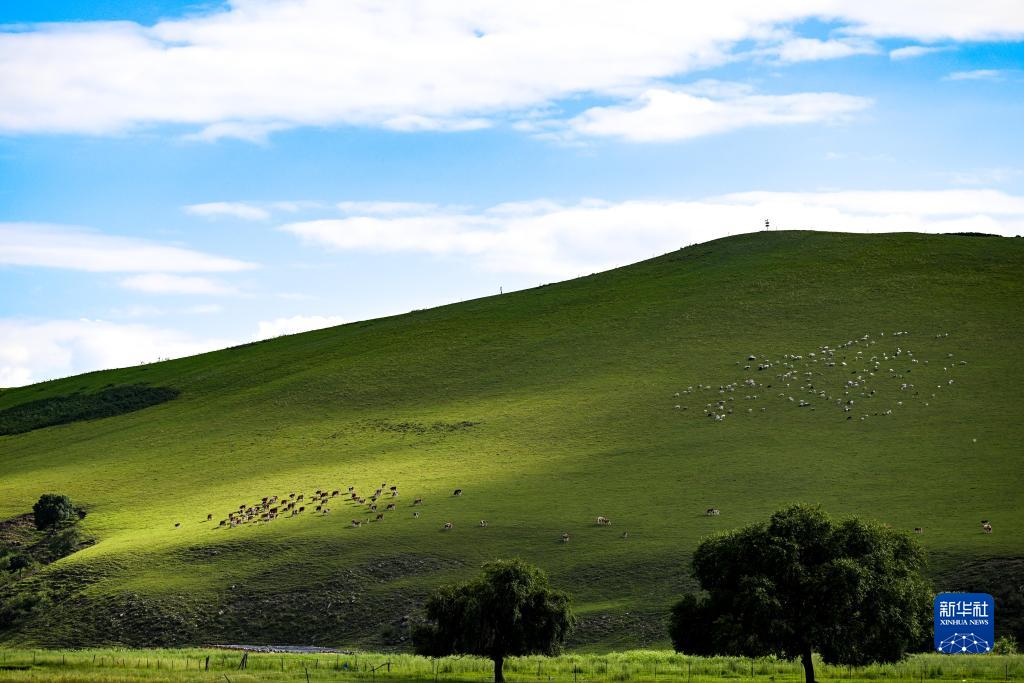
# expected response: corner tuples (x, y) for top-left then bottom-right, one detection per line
(33, 494), (76, 530)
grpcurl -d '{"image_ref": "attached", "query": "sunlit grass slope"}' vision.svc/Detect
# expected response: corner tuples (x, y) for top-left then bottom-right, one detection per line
(0, 231), (1021, 648)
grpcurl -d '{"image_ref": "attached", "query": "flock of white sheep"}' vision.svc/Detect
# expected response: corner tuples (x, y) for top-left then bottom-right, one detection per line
(672, 331), (966, 423)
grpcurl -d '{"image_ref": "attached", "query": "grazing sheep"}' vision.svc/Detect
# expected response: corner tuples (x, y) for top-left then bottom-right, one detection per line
(453, 489), (463, 496)
(706, 508), (721, 516)
(443, 521), (453, 530)
(596, 516), (611, 526)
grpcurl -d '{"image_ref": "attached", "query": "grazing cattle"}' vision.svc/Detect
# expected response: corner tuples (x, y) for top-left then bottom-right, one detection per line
(413, 498), (423, 506)
(369, 503), (377, 512)
(386, 503), (396, 511)
(596, 516), (611, 526)
(316, 505), (322, 512)
(207, 513), (213, 521)
(913, 527), (924, 534)
(443, 521), (453, 530)
(413, 511), (420, 518)
(347, 486), (354, 492)
(560, 532), (570, 543)
(391, 490), (398, 498)
(622, 531), (629, 539)
(351, 492), (359, 500)
(389, 486), (397, 491)
(453, 489), (463, 496)
(174, 522), (181, 528)
(332, 490), (340, 497)
(479, 520), (488, 527)
(376, 513), (385, 521)
(297, 494), (304, 501)
(352, 519), (361, 527)
(983, 523), (993, 534)
(298, 506), (305, 513)
(322, 508), (330, 514)
(705, 508), (721, 516)
(289, 493), (296, 498)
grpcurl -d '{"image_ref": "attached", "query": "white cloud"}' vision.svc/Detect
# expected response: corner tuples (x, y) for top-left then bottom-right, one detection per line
(337, 201), (444, 216)
(184, 202), (270, 221)
(254, 315), (346, 340)
(1, 1), (1022, 139)
(181, 121), (291, 143)
(120, 273), (236, 295)
(774, 38), (877, 63)
(0, 318), (232, 386)
(945, 69), (1009, 81)
(889, 45), (952, 60)
(281, 189), (1024, 278)
(559, 87), (872, 142)
(0, 223), (255, 272)
(186, 303), (225, 314)
(946, 167), (1023, 186)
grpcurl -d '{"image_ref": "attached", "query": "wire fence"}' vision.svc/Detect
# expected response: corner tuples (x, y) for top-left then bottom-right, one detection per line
(0, 649), (1020, 682)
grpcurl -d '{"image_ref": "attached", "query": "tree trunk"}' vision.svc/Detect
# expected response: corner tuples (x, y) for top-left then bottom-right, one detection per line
(801, 645), (815, 683)
(493, 654), (505, 683)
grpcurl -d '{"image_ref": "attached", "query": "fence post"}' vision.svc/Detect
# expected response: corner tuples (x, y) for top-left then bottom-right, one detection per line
(206, 656), (210, 672)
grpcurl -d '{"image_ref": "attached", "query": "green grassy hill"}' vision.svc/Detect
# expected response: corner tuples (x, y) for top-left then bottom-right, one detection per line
(1, 231), (1022, 649)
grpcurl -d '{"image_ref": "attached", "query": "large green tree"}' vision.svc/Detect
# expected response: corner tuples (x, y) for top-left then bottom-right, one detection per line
(670, 504), (932, 683)
(414, 558), (576, 683)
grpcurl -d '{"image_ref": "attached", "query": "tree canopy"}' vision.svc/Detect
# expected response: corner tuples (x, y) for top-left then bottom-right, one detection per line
(670, 504), (932, 683)
(414, 558), (576, 683)
(32, 493), (76, 530)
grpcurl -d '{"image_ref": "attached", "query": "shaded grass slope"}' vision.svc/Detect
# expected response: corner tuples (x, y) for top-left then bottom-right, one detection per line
(0, 231), (1021, 649)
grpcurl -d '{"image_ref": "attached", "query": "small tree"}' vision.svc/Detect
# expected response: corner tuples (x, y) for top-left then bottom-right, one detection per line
(414, 559), (576, 683)
(32, 493), (76, 530)
(670, 504), (932, 683)
(7, 553), (31, 576)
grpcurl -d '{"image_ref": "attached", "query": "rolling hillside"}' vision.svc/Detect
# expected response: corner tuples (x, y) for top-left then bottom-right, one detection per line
(1, 230), (1022, 649)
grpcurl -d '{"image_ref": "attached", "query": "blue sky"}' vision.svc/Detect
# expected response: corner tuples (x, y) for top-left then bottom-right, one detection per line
(1, 1), (1023, 386)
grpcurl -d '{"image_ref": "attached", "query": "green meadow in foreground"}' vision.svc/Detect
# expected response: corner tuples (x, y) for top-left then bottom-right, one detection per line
(0, 649), (1020, 683)
(0, 231), (1022, 648)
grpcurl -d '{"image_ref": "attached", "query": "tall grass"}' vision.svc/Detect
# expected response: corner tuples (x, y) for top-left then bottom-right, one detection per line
(0, 649), (1021, 683)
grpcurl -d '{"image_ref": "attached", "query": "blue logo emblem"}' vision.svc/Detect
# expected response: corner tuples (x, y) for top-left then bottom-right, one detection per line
(934, 593), (995, 653)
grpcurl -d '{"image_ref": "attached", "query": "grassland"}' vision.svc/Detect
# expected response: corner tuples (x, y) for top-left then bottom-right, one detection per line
(0, 649), (1020, 683)
(0, 231), (1022, 648)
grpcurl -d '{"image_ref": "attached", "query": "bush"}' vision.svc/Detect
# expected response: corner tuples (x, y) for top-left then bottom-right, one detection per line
(992, 636), (1018, 655)
(33, 493), (76, 530)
